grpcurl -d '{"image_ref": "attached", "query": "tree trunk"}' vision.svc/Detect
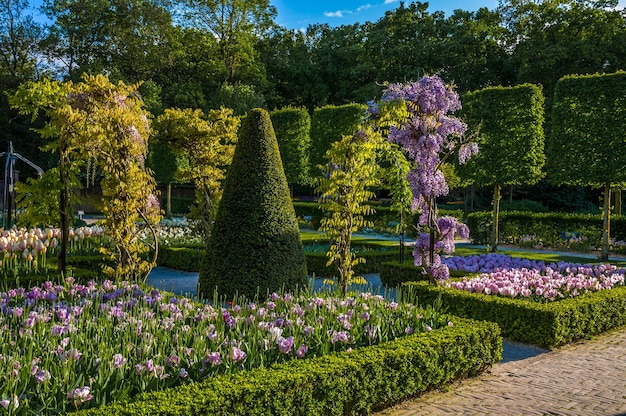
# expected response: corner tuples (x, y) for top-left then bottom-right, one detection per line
(615, 189), (622, 216)
(166, 182), (172, 218)
(601, 183), (611, 262)
(491, 184), (502, 252)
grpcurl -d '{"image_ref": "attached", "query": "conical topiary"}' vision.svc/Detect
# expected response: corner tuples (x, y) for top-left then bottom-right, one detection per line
(199, 108), (308, 301)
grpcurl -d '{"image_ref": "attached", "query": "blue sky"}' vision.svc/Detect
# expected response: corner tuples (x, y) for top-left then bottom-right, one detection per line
(26, 0), (626, 30)
(272, 0), (626, 30)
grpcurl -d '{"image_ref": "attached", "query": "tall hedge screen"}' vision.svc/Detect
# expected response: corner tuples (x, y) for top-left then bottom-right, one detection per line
(270, 106), (311, 188)
(310, 103), (366, 172)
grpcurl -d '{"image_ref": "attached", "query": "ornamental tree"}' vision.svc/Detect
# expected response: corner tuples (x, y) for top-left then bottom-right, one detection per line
(270, 106), (312, 191)
(152, 107), (239, 239)
(316, 131), (380, 296)
(368, 76), (478, 283)
(199, 108), (307, 301)
(459, 84), (545, 251)
(10, 74), (161, 280)
(549, 71), (626, 261)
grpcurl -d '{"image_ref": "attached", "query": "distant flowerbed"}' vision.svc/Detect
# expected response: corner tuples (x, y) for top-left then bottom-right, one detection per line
(0, 226), (106, 276)
(0, 278), (449, 414)
(445, 253), (626, 302)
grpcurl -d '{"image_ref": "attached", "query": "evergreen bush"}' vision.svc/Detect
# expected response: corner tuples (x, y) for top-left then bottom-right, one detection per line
(270, 106), (312, 189)
(199, 108), (307, 300)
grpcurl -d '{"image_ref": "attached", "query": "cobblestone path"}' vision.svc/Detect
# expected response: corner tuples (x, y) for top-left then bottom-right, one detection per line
(375, 327), (626, 416)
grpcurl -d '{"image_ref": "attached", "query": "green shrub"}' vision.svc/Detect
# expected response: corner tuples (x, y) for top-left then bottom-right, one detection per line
(199, 108), (307, 301)
(157, 247), (203, 271)
(380, 261), (468, 287)
(467, 211), (626, 248)
(403, 281), (626, 347)
(270, 106), (312, 188)
(310, 103), (366, 170)
(72, 318), (502, 416)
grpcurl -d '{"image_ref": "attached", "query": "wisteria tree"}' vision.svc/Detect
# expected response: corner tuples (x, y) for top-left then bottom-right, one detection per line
(369, 76), (478, 283)
(10, 74), (161, 280)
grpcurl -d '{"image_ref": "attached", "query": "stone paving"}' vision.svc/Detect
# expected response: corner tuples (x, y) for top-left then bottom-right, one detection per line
(374, 326), (626, 416)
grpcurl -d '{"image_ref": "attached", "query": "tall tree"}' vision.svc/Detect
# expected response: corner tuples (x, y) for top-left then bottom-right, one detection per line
(176, 0), (276, 86)
(0, 0), (44, 83)
(459, 84), (545, 251)
(0, 0), (50, 176)
(500, 0), (626, 103)
(435, 8), (513, 93)
(549, 71), (626, 261)
(40, 0), (113, 78)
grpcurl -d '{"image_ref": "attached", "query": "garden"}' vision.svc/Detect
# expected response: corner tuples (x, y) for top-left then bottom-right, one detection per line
(0, 68), (625, 416)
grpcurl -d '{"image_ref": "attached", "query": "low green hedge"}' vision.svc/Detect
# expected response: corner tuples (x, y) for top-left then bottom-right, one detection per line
(293, 201), (463, 235)
(72, 317), (502, 416)
(157, 247), (204, 271)
(379, 261), (469, 287)
(403, 281), (626, 348)
(467, 210), (626, 247)
(158, 246), (402, 277)
(306, 251), (401, 277)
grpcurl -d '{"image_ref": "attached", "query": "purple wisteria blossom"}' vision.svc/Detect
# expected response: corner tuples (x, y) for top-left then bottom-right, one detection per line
(371, 76), (477, 282)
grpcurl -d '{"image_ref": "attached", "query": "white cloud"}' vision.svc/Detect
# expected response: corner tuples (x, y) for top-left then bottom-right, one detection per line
(324, 10), (344, 17)
(384, 0), (398, 4)
(357, 4), (372, 12)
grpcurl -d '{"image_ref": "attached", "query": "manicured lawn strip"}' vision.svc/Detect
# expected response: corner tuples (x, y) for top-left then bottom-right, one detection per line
(72, 318), (502, 416)
(402, 281), (626, 348)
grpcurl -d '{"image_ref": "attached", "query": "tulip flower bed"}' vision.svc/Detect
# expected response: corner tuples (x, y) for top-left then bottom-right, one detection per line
(0, 226), (106, 279)
(444, 253), (626, 302)
(0, 276), (484, 415)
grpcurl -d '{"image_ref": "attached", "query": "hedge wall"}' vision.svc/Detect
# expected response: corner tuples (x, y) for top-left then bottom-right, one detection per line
(466, 210), (626, 247)
(270, 106), (312, 188)
(294, 201), (463, 234)
(72, 318), (502, 416)
(403, 281), (626, 348)
(310, 103), (366, 170)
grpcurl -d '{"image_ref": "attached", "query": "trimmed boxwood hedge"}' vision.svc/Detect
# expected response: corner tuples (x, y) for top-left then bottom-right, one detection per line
(467, 210), (626, 247)
(72, 318), (502, 416)
(380, 261), (472, 287)
(402, 281), (626, 348)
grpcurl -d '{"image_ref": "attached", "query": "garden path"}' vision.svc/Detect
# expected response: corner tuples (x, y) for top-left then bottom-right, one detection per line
(374, 326), (626, 416)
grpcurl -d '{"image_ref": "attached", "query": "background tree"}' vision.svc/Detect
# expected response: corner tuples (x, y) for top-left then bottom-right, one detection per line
(175, 0), (276, 86)
(459, 84), (545, 251)
(153, 107), (239, 239)
(499, 0), (626, 109)
(549, 71), (626, 260)
(0, 0), (50, 174)
(199, 108), (306, 301)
